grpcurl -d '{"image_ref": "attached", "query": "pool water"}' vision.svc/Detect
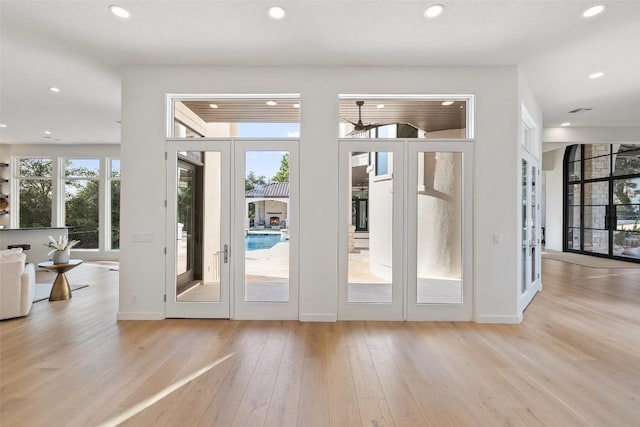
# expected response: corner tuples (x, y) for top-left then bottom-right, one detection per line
(245, 234), (284, 251)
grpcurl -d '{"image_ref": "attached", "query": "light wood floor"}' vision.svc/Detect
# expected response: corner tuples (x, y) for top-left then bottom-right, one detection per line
(1, 259), (639, 426)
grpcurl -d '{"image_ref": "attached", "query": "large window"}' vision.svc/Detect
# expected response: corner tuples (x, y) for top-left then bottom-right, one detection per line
(16, 158), (53, 228)
(565, 144), (640, 262)
(13, 156), (120, 252)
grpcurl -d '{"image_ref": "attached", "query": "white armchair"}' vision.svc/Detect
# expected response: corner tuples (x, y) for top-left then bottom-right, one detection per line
(0, 248), (36, 320)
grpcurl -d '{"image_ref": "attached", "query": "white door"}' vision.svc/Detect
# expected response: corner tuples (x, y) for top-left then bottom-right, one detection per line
(339, 140), (473, 321)
(338, 140), (404, 320)
(406, 141), (473, 320)
(166, 140), (231, 318)
(233, 140), (299, 319)
(520, 153), (541, 311)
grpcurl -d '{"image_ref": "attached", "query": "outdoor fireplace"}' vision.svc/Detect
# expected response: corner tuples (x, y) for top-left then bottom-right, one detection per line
(270, 216), (280, 227)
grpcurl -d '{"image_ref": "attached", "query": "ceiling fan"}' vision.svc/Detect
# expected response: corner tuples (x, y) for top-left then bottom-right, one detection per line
(342, 100), (391, 136)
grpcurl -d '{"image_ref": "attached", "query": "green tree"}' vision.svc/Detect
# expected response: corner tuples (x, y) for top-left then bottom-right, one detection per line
(18, 159), (53, 228)
(65, 163), (100, 248)
(272, 153), (289, 182)
(245, 171), (267, 190)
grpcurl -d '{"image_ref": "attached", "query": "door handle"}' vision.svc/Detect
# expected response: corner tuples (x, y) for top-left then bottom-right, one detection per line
(216, 244), (229, 263)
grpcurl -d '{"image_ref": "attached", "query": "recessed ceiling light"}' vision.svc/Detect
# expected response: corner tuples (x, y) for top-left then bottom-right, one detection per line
(583, 5), (605, 18)
(441, 101), (454, 106)
(561, 122), (571, 127)
(109, 5), (130, 19)
(44, 131), (51, 135)
(0, 124), (6, 128)
(49, 87), (61, 93)
(266, 100), (278, 106)
(424, 4), (444, 18)
(589, 71), (604, 79)
(268, 6), (286, 20)
(293, 103), (300, 108)
(376, 104), (385, 109)
(209, 104), (219, 109)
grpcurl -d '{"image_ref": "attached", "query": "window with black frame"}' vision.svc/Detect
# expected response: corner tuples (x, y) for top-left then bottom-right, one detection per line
(565, 144), (640, 261)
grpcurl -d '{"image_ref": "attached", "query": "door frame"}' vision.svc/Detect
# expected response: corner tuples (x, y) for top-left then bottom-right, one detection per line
(165, 139), (232, 318)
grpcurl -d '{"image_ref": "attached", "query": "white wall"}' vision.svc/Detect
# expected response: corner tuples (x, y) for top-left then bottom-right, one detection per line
(542, 149), (565, 251)
(119, 65), (523, 322)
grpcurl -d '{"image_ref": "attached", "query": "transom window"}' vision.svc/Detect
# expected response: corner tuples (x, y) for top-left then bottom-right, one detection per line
(168, 95), (300, 139)
(338, 95), (472, 139)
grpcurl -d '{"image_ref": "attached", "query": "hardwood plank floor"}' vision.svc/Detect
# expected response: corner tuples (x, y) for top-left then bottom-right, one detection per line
(1, 258), (639, 426)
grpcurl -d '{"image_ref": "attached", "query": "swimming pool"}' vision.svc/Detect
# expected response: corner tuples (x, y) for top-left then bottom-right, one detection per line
(245, 234), (284, 251)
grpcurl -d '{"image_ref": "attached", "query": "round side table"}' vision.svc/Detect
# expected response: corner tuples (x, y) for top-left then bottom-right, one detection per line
(37, 260), (83, 301)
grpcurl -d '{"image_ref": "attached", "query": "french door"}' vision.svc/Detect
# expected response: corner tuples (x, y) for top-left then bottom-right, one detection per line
(166, 139), (298, 319)
(338, 139), (472, 321)
(520, 152), (541, 311)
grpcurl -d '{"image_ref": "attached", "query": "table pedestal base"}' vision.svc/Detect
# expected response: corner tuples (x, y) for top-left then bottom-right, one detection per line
(49, 273), (72, 301)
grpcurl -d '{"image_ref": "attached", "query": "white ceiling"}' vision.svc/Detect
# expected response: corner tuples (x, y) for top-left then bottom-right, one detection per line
(1, 0), (639, 144)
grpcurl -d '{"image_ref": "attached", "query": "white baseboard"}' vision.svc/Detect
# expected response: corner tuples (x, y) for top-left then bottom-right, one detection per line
(116, 311), (164, 320)
(299, 313), (337, 322)
(475, 314), (523, 324)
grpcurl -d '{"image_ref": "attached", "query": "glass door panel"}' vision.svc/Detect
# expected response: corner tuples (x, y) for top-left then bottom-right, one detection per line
(339, 142), (403, 320)
(234, 140), (298, 319)
(583, 181), (609, 254)
(416, 151), (463, 304)
(243, 150), (290, 303)
(407, 142), (472, 321)
(347, 151), (393, 304)
(522, 159), (528, 293)
(613, 176), (640, 260)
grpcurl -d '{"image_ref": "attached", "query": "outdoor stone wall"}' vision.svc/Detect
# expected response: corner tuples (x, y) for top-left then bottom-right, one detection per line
(582, 145), (610, 253)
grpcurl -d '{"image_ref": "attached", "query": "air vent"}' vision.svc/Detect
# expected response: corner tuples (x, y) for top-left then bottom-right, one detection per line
(568, 108), (593, 114)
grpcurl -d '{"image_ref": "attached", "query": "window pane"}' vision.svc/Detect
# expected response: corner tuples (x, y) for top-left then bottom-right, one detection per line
(65, 159), (99, 178)
(583, 229), (608, 254)
(111, 159), (121, 178)
(567, 161), (581, 181)
(614, 204), (640, 260)
(339, 97), (468, 139)
(19, 179), (52, 227)
(66, 179), (99, 249)
(613, 147), (640, 176)
(584, 181), (608, 206)
(613, 177), (640, 205)
(568, 206), (581, 228)
(583, 144), (611, 160)
(567, 184), (581, 206)
(568, 145), (581, 162)
(567, 227), (581, 249)
(584, 156), (610, 179)
(171, 98), (300, 138)
(348, 151), (392, 303)
(584, 206), (606, 229)
(18, 158), (52, 178)
(111, 181), (120, 250)
(417, 152), (462, 304)
(376, 152), (389, 175)
(244, 151), (290, 302)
